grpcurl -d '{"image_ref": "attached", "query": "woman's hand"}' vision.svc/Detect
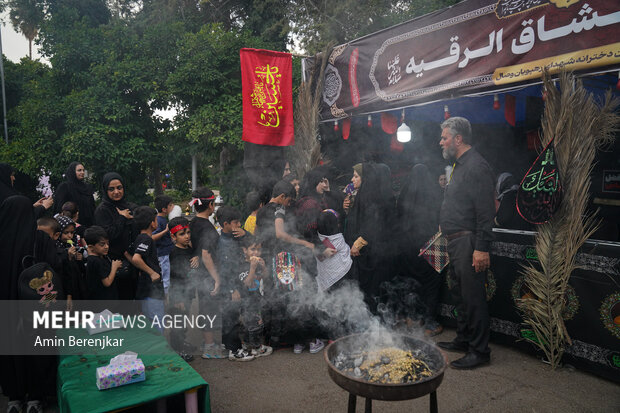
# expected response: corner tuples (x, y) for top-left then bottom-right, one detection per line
(343, 195), (351, 212)
(190, 256), (200, 269)
(116, 208), (133, 219)
(350, 245), (361, 257)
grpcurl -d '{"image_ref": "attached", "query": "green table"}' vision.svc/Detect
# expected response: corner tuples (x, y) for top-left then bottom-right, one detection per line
(57, 327), (210, 413)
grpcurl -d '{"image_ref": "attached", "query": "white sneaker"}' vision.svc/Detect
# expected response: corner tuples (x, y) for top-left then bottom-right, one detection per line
(7, 400), (22, 413)
(26, 400), (43, 413)
(228, 348), (255, 362)
(251, 344), (273, 358)
(201, 343), (224, 359)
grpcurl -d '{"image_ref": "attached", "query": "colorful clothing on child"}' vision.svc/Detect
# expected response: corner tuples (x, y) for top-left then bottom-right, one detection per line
(243, 215), (257, 234)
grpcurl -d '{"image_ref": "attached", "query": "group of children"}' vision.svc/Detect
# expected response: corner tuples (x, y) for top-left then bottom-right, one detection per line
(33, 177), (353, 364)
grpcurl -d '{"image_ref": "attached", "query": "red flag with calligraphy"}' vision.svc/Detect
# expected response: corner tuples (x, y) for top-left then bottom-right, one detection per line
(241, 48), (294, 146)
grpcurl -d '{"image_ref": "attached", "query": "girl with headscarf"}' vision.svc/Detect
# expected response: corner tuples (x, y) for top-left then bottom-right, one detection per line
(295, 166), (330, 246)
(394, 164), (443, 335)
(94, 172), (135, 299)
(54, 162), (97, 227)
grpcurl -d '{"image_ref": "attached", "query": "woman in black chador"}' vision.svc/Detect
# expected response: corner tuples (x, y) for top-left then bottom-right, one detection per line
(344, 162), (390, 313)
(54, 162), (97, 227)
(94, 172), (135, 299)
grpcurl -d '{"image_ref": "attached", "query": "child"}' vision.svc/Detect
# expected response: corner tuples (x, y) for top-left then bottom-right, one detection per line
(236, 235), (272, 360)
(84, 225), (122, 301)
(37, 216), (61, 241)
(168, 216), (197, 361)
(255, 180), (315, 353)
(316, 209), (352, 292)
(243, 191), (262, 235)
(130, 206), (164, 328)
(214, 206), (253, 361)
(54, 215), (86, 308)
(188, 187), (223, 358)
(153, 195), (174, 295)
(58, 201), (86, 244)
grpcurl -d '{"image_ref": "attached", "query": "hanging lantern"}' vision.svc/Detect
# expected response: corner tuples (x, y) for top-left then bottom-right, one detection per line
(493, 94), (500, 110)
(396, 109), (411, 143)
(367, 114), (373, 128)
(444, 105), (450, 120)
(334, 120), (339, 131)
(616, 71), (620, 91)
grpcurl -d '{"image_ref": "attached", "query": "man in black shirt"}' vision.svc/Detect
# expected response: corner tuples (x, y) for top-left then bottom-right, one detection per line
(437, 117), (495, 369)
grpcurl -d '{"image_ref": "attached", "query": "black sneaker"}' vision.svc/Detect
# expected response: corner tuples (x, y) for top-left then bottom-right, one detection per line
(178, 351), (194, 362)
(228, 348), (255, 362)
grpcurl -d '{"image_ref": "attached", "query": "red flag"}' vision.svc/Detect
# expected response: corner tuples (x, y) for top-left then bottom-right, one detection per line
(241, 48), (294, 146)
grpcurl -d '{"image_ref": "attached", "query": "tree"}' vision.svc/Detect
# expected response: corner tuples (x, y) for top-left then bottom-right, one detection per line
(7, 0), (44, 59)
(289, 0), (460, 54)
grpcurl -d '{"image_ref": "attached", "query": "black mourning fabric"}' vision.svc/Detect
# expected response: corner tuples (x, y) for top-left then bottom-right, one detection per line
(0, 196), (36, 300)
(0, 163), (18, 204)
(94, 172), (132, 259)
(54, 162), (97, 227)
(396, 164), (440, 250)
(439, 148), (495, 252)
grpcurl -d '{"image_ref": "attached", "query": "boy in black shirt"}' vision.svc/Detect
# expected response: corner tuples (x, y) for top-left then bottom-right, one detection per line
(188, 186), (224, 358)
(130, 206), (164, 330)
(84, 226), (121, 301)
(168, 216), (197, 361)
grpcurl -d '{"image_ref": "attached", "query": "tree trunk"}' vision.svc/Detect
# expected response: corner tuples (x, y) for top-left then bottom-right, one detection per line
(153, 168), (163, 196)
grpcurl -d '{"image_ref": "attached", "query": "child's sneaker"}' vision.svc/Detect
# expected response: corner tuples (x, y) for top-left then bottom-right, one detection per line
(228, 348), (255, 362)
(201, 342), (224, 359)
(293, 343), (304, 354)
(178, 350), (194, 362)
(25, 401), (43, 413)
(309, 338), (325, 354)
(7, 400), (23, 413)
(251, 344), (273, 358)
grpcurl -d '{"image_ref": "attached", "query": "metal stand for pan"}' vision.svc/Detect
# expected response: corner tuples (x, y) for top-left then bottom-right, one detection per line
(325, 334), (447, 413)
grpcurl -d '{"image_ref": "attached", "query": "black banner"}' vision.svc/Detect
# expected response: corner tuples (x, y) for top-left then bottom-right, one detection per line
(307, 0), (620, 121)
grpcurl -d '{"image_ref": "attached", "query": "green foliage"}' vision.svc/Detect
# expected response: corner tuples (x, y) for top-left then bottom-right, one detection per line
(290, 0), (460, 54)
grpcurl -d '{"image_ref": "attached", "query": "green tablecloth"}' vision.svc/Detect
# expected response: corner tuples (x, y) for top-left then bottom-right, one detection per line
(57, 328), (210, 413)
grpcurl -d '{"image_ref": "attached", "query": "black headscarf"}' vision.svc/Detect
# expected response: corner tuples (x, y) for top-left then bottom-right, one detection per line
(298, 166), (328, 200)
(397, 164), (440, 250)
(101, 172), (130, 209)
(54, 162), (96, 226)
(0, 195), (37, 300)
(0, 163), (17, 205)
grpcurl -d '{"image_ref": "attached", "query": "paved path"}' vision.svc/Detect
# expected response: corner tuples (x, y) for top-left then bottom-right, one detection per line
(190, 328), (620, 413)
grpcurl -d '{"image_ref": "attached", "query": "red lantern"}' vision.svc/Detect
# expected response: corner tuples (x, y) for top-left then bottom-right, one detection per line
(493, 94), (500, 110)
(334, 120), (339, 131)
(444, 105), (450, 120)
(367, 114), (372, 128)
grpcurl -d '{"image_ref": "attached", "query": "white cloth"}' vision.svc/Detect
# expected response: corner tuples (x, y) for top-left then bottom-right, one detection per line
(316, 232), (352, 291)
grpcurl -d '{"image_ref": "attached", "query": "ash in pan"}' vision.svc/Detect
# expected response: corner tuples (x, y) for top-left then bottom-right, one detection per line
(333, 347), (433, 384)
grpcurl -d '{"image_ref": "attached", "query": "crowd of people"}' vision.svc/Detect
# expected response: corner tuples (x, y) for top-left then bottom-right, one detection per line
(1, 116), (522, 412)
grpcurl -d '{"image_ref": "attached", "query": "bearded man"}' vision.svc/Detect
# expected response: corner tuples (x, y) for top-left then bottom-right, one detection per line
(437, 117), (495, 369)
